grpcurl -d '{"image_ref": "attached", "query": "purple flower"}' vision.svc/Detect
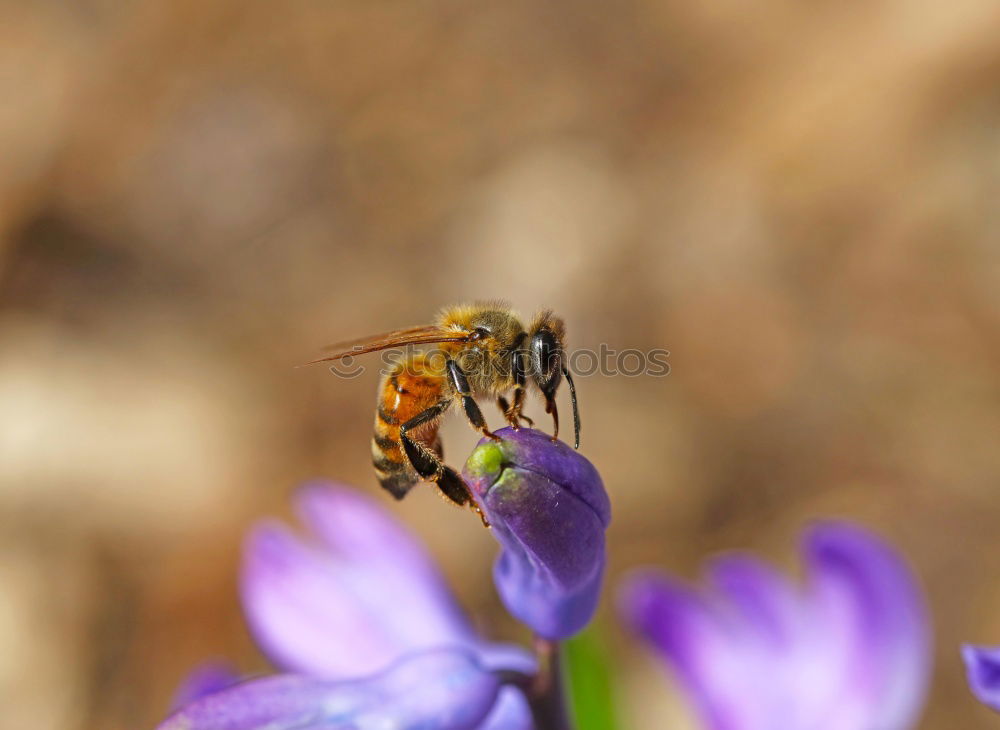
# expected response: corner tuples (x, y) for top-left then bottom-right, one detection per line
(962, 645), (1000, 712)
(164, 423), (610, 730)
(619, 522), (931, 730)
(236, 482), (534, 729)
(158, 648), (503, 730)
(171, 661), (241, 709)
(463, 427), (611, 640)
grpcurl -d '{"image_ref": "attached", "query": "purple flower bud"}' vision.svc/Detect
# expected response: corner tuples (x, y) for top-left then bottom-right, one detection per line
(463, 427), (611, 639)
(619, 522), (931, 730)
(963, 645), (1000, 712)
(157, 649), (501, 730)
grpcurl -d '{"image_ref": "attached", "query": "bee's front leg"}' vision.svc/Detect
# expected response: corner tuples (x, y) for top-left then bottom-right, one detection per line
(446, 358), (500, 441)
(543, 393), (560, 443)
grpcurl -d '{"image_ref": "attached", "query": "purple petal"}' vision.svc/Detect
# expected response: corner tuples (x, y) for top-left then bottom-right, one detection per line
(962, 645), (1000, 712)
(479, 687), (534, 730)
(294, 484), (481, 649)
(804, 522), (931, 729)
(707, 554), (858, 728)
(463, 428), (610, 639)
(241, 521), (403, 676)
(294, 482), (444, 583)
(158, 649), (501, 730)
(171, 661), (241, 709)
(619, 522), (931, 730)
(241, 483), (533, 679)
(241, 485), (469, 675)
(477, 642), (539, 677)
(619, 571), (747, 730)
(707, 556), (799, 648)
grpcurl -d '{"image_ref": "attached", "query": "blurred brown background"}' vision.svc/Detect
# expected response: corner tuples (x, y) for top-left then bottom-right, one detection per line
(3, 0), (1000, 727)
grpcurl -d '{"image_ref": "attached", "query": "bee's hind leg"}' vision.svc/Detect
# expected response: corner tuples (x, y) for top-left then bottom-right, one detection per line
(438, 469), (489, 528)
(400, 400), (490, 527)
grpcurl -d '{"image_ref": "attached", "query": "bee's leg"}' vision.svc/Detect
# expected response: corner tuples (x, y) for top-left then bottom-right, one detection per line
(446, 358), (500, 442)
(499, 346), (533, 429)
(430, 431), (444, 460)
(507, 386), (532, 427)
(563, 365), (580, 449)
(399, 400), (455, 498)
(544, 393), (560, 443)
(497, 395), (535, 429)
(498, 395), (534, 428)
(400, 401), (489, 527)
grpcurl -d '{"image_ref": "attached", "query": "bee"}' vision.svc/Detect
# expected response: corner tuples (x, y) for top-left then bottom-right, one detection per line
(309, 302), (580, 524)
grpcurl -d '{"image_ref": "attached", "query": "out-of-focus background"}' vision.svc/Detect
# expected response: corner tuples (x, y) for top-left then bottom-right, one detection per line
(3, 0), (1000, 727)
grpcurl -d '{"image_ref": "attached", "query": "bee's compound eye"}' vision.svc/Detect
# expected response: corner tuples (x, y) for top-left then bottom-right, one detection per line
(531, 329), (561, 382)
(469, 326), (490, 341)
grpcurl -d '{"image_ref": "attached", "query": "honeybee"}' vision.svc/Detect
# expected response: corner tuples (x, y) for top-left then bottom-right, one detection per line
(309, 302), (579, 524)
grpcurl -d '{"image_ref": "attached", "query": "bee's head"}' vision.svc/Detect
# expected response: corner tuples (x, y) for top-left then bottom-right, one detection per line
(529, 311), (579, 448)
(528, 312), (566, 400)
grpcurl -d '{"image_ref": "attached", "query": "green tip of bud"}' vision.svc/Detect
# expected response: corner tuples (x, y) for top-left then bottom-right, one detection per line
(465, 439), (509, 480)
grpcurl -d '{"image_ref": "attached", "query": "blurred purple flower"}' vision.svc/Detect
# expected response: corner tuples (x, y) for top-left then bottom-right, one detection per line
(962, 645), (1000, 712)
(463, 427), (611, 640)
(159, 648), (503, 730)
(619, 522), (931, 730)
(171, 661), (241, 709)
(237, 482), (534, 729)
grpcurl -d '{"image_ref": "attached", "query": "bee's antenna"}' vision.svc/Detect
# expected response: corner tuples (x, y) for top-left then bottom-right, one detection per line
(562, 365), (580, 449)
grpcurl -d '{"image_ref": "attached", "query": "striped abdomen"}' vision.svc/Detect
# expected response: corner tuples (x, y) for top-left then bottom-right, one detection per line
(371, 353), (447, 499)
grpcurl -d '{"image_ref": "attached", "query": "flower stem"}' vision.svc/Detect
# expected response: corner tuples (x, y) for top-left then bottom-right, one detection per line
(528, 636), (574, 730)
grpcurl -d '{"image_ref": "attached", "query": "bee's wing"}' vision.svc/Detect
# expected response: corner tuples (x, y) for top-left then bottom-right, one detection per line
(303, 325), (469, 365)
(316, 324), (437, 353)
